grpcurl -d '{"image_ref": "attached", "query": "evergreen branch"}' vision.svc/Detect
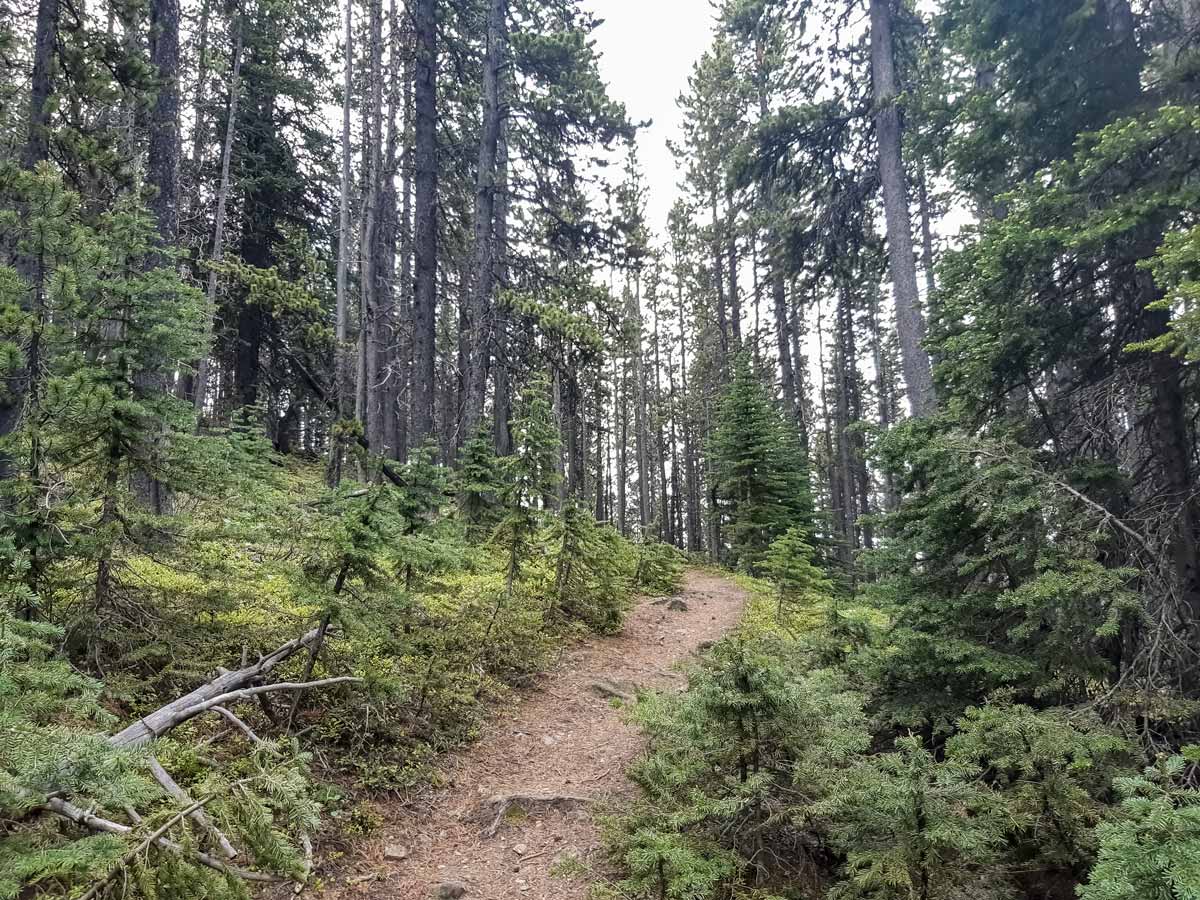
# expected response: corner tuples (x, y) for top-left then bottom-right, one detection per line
(944, 438), (1155, 554)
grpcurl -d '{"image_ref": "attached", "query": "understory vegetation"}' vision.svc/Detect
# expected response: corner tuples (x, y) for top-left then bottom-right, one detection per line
(606, 538), (1200, 900)
(1, 366), (683, 897)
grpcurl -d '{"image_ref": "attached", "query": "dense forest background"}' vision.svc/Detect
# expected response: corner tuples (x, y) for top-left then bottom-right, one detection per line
(3, 0), (1200, 896)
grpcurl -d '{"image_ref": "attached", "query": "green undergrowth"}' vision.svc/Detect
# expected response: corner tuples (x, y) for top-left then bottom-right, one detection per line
(1, 415), (685, 897)
(601, 534), (1200, 900)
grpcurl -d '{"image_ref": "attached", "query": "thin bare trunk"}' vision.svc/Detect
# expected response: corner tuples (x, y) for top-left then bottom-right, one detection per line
(410, 0), (438, 446)
(194, 20), (243, 419)
(870, 0), (936, 417)
(462, 0), (507, 451)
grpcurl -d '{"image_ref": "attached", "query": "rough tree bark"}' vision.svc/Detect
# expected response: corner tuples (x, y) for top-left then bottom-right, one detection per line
(396, 15), (414, 460)
(630, 280), (651, 531)
(376, 0), (402, 460)
(410, 0), (438, 447)
(326, 0), (353, 485)
(917, 165), (937, 301)
(194, 20), (243, 418)
(358, 0), (385, 453)
(724, 189), (741, 345)
(869, 0), (936, 417)
(133, 0), (182, 515)
(461, 0), (507, 453)
(678, 281), (701, 551)
(492, 122), (513, 456)
(0, 0), (60, 479)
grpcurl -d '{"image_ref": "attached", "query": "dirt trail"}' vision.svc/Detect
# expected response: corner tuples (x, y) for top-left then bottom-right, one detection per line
(323, 569), (747, 900)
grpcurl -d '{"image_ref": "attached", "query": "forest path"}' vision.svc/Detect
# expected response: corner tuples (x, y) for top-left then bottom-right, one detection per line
(322, 568), (747, 900)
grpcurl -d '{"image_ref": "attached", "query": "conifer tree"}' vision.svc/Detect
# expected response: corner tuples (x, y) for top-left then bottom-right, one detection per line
(495, 374), (559, 592)
(709, 352), (812, 571)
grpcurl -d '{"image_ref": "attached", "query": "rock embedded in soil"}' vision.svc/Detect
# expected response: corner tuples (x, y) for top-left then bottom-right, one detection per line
(668, 598), (689, 612)
(434, 881), (467, 900)
(588, 678), (638, 700)
(384, 844), (409, 861)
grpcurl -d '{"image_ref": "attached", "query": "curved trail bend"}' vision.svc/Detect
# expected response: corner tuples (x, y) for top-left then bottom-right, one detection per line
(324, 569), (748, 900)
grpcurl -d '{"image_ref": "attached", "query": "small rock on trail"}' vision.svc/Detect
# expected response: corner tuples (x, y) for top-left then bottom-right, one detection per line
(587, 678), (637, 700)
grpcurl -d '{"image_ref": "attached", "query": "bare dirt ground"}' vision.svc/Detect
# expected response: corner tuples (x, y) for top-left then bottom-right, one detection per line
(319, 568), (747, 900)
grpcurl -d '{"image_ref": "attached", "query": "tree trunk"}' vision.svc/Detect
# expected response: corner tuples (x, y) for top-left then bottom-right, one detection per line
(651, 298), (670, 542)
(834, 290), (857, 559)
(870, 0), (936, 417)
(174, 0), (212, 404)
(492, 120), (513, 456)
(461, 0), (506, 452)
(631, 280), (651, 532)
(666, 346), (683, 548)
(396, 15), (414, 460)
(22, 0), (58, 169)
(725, 188), (741, 345)
(868, 283), (899, 512)
(147, 0), (181, 250)
(194, 20), (243, 418)
(616, 350), (628, 536)
(917, 165), (937, 301)
(410, 0), (438, 448)
(326, 0), (353, 482)
(711, 194), (729, 370)
(359, 0), (385, 453)
(790, 286), (810, 454)
(678, 284), (701, 551)
(0, 0), (59, 479)
(133, 0), (181, 515)
(377, 0), (401, 460)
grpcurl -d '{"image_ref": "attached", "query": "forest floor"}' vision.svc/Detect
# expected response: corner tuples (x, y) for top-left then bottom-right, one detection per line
(318, 568), (747, 900)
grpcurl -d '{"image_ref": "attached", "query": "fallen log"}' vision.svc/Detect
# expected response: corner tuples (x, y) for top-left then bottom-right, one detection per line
(148, 757), (238, 860)
(18, 628), (354, 887)
(109, 626), (328, 749)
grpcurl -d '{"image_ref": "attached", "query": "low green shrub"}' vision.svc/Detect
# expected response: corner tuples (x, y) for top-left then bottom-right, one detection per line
(634, 539), (687, 595)
(604, 567), (1164, 900)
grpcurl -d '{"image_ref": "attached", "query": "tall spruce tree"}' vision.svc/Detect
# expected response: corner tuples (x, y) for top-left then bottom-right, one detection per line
(709, 352), (813, 571)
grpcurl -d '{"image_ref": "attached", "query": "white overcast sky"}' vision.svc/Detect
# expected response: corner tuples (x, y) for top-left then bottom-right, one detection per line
(589, 0), (718, 233)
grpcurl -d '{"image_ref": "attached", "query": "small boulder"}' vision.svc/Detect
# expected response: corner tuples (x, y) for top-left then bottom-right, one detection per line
(588, 678), (637, 700)
(435, 882), (467, 900)
(383, 843), (409, 861)
(513, 842), (528, 855)
(667, 598), (689, 612)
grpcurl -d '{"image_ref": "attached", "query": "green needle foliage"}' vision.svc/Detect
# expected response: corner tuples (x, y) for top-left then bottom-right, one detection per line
(709, 353), (814, 574)
(1080, 748), (1200, 900)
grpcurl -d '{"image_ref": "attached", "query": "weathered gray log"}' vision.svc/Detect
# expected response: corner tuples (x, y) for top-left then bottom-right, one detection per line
(109, 626), (327, 749)
(148, 756), (239, 859)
